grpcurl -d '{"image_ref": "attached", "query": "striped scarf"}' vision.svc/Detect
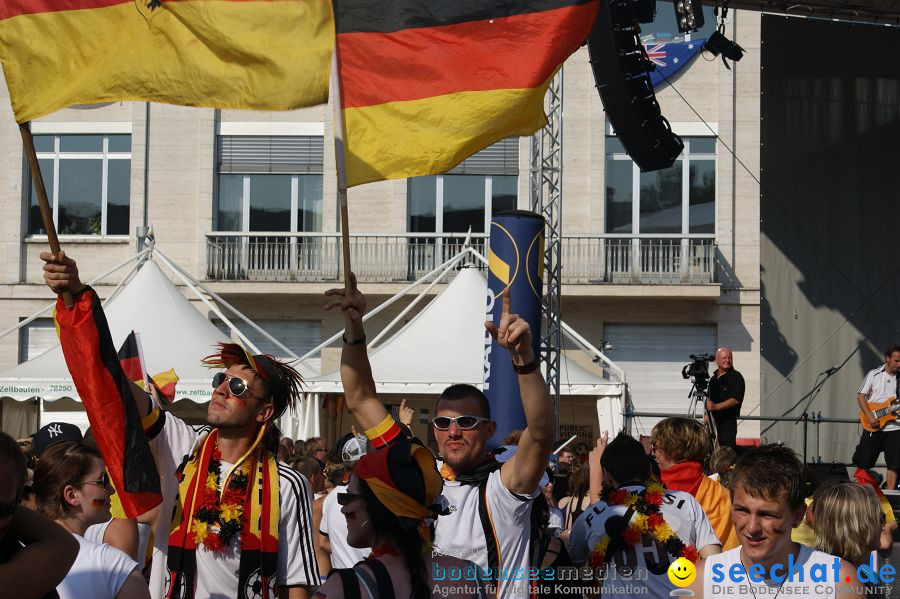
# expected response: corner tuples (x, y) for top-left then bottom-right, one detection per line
(166, 426), (280, 599)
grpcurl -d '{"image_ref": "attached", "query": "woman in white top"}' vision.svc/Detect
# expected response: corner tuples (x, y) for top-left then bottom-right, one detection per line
(31, 441), (149, 599)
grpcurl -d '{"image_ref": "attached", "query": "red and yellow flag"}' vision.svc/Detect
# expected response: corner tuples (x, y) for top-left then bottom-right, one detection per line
(0, 0), (334, 123)
(334, 0), (599, 187)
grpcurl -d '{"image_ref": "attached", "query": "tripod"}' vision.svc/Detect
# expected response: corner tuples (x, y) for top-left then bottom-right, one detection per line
(687, 380), (719, 451)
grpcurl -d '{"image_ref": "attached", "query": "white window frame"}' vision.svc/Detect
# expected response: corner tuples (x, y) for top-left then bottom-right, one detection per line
(228, 174), (313, 234)
(31, 133), (131, 237)
(410, 174), (517, 235)
(605, 136), (717, 236)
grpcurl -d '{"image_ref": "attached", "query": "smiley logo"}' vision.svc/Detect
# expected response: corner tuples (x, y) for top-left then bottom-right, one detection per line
(667, 557), (696, 587)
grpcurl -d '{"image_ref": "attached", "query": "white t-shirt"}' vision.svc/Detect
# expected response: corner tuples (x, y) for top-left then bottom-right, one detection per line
(85, 518), (152, 566)
(860, 366), (900, 431)
(146, 409), (318, 599)
(704, 545), (839, 599)
(568, 485), (720, 598)
(433, 467), (539, 599)
(57, 534), (138, 599)
(319, 484), (369, 569)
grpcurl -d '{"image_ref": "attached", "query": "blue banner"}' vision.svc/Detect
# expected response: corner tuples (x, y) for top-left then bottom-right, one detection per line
(483, 211), (544, 447)
(645, 38), (706, 88)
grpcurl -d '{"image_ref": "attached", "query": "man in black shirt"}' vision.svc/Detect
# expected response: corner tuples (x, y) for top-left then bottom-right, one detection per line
(705, 347), (745, 450)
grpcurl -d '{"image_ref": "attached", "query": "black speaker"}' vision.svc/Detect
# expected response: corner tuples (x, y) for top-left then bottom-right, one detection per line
(802, 462), (850, 497)
(587, 0), (683, 172)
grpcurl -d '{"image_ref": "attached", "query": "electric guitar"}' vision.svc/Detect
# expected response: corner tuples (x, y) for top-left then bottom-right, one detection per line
(860, 397), (900, 432)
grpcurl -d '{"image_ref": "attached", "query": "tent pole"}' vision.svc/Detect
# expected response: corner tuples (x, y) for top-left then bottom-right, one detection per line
(292, 248), (478, 364)
(368, 250), (470, 349)
(0, 247), (151, 342)
(152, 250), (264, 355)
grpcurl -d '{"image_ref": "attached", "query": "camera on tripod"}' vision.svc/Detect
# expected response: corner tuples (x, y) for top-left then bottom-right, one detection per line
(682, 353), (713, 391)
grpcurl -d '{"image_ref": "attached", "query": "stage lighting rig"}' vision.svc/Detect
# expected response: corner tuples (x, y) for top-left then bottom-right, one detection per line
(704, 0), (744, 68)
(673, 0), (705, 33)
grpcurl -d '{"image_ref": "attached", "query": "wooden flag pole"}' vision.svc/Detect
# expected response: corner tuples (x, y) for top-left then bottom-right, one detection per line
(19, 123), (73, 308)
(330, 43), (353, 292)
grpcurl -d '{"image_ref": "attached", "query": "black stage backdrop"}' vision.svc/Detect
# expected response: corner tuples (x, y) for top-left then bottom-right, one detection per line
(759, 15), (900, 465)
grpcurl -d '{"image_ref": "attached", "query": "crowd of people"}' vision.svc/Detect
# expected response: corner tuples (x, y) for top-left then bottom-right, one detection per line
(0, 252), (894, 599)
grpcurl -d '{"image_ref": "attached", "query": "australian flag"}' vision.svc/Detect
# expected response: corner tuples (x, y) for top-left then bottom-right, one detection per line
(644, 39), (706, 88)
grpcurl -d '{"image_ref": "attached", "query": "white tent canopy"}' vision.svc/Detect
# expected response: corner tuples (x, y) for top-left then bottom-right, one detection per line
(0, 259), (228, 403)
(0, 256), (320, 436)
(306, 267), (623, 398)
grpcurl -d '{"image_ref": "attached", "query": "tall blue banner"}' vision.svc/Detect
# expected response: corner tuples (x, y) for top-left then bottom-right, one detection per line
(484, 211), (544, 447)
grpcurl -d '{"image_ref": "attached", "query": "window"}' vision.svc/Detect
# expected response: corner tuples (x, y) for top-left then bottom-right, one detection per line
(18, 318), (57, 363)
(408, 138), (519, 235)
(215, 136), (323, 233)
(28, 134), (131, 236)
(212, 319), (322, 359)
(605, 136), (715, 234)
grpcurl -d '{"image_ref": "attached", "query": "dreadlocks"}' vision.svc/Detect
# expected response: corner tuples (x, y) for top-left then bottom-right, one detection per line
(202, 343), (304, 419)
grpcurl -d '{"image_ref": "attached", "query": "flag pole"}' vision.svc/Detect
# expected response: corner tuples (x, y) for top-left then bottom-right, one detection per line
(330, 45), (353, 292)
(19, 123), (74, 308)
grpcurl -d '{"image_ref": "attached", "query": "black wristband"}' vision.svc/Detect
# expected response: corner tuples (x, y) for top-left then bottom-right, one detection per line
(512, 359), (539, 374)
(342, 333), (366, 346)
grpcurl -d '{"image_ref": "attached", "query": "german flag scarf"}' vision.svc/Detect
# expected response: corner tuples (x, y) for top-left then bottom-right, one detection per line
(166, 425), (279, 599)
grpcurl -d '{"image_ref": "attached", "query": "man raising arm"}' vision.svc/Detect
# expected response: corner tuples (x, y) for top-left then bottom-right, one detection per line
(325, 275), (555, 597)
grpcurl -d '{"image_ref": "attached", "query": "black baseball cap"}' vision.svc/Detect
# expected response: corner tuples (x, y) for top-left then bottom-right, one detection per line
(32, 422), (83, 456)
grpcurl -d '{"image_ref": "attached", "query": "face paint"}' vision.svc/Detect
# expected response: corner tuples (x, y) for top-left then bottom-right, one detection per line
(91, 499), (106, 509)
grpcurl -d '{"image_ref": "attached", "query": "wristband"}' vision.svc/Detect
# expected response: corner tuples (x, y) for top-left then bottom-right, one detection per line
(364, 414), (401, 448)
(342, 333), (366, 346)
(512, 359), (539, 374)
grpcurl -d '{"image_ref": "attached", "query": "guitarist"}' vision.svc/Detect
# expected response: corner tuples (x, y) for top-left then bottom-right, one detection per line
(853, 345), (900, 490)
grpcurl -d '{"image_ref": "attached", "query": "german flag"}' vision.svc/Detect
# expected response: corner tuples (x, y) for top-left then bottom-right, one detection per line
(117, 331), (148, 388)
(334, 0), (599, 187)
(0, 0), (334, 123)
(55, 289), (161, 517)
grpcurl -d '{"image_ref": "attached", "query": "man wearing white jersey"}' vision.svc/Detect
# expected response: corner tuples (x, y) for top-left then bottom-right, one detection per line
(43, 251), (318, 599)
(853, 346), (900, 490)
(325, 275), (555, 598)
(690, 444), (860, 599)
(567, 432), (721, 598)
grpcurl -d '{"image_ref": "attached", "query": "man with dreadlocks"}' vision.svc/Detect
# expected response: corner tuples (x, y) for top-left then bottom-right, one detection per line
(42, 252), (318, 599)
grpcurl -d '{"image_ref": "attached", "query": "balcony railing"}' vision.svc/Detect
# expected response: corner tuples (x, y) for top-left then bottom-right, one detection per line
(205, 232), (716, 284)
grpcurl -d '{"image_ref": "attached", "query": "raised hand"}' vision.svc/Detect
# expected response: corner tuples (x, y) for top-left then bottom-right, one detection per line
(40, 251), (82, 295)
(397, 398), (414, 426)
(324, 272), (366, 328)
(484, 287), (534, 365)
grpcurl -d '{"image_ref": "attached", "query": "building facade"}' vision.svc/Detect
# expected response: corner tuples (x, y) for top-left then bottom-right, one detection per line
(0, 9), (761, 448)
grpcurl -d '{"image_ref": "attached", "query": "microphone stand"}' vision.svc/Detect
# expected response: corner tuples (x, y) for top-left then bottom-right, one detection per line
(794, 369), (837, 463)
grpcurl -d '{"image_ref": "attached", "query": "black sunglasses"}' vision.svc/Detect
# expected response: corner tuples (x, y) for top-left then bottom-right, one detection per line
(431, 415), (489, 431)
(212, 372), (263, 401)
(72, 471), (110, 489)
(336, 492), (363, 506)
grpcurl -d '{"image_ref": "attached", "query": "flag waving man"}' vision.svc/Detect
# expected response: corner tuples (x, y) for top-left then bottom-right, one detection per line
(42, 251), (319, 599)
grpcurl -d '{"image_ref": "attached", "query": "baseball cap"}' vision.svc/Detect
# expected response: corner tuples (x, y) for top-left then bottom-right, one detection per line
(32, 422), (83, 456)
(341, 435), (368, 462)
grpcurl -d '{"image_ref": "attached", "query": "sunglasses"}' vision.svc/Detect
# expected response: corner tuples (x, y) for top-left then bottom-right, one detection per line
(72, 471), (110, 489)
(212, 372), (263, 401)
(431, 415), (489, 431)
(336, 492), (363, 506)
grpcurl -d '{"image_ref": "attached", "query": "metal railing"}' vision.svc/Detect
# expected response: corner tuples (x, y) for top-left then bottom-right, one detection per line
(205, 232), (717, 284)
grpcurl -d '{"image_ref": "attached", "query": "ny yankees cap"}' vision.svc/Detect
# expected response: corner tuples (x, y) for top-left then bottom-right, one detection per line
(32, 422), (83, 456)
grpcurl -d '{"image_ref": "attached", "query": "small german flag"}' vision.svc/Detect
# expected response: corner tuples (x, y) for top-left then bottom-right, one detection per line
(117, 331), (148, 389)
(334, 0), (599, 187)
